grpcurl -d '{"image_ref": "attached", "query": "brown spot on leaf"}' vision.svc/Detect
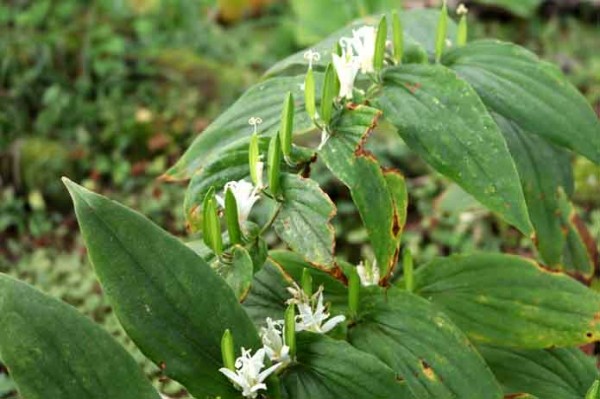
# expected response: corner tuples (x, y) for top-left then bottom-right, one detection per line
(420, 360), (436, 381)
(404, 82), (421, 94)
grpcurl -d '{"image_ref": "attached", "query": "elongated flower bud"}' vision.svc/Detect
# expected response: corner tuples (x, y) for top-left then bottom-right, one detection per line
(280, 92), (294, 158)
(203, 187), (222, 255)
(403, 248), (414, 293)
(586, 380), (600, 399)
(456, 4), (468, 47)
(284, 304), (296, 357)
(348, 266), (360, 317)
(320, 63), (336, 124)
(304, 68), (317, 120)
(268, 134), (282, 197)
(392, 10), (404, 63)
(302, 267), (313, 298)
(224, 187), (242, 245)
(373, 15), (387, 71)
(221, 329), (235, 371)
(435, 0), (448, 63)
(249, 132), (261, 187)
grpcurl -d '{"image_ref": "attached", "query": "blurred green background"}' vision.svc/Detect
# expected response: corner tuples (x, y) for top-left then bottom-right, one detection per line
(1, 0), (600, 397)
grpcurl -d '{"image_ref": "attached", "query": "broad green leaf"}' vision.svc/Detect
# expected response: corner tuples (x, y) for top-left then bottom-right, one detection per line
(493, 113), (572, 267)
(212, 245), (254, 301)
(444, 40), (600, 164)
(164, 75), (319, 180)
(281, 332), (411, 399)
(473, 0), (543, 17)
(272, 174), (336, 268)
(479, 346), (598, 399)
(0, 274), (160, 399)
(412, 253), (600, 348)
(349, 287), (502, 399)
(243, 252), (347, 325)
(266, 9), (456, 77)
(376, 64), (532, 234)
(558, 191), (596, 279)
(63, 179), (260, 399)
(320, 105), (405, 278)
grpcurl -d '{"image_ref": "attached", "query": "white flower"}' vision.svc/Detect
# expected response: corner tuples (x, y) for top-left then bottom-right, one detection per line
(303, 49), (321, 69)
(293, 286), (346, 333)
(286, 281), (309, 305)
(344, 26), (377, 74)
(260, 318), (291, 365)
(457, 3), (468, 15)
(332, 45), (360, 100)
(248, 116), (263, 133)
(219, 347), (282, 398)
(357, 259), (380, 286)
(217, 180), (260, 226)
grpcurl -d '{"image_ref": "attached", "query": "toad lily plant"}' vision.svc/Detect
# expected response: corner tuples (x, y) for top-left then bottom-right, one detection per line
(2, 4), (600, 399)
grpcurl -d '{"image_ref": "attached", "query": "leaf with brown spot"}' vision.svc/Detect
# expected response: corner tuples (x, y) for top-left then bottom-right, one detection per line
(272, 174), (336, 268)
(320, 105), (407, 280)
(349, 287), (502, 399)
(411, 253), (600, 348)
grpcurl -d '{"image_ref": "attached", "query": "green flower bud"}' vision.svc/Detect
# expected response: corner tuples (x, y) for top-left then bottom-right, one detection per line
(586, 380), (600, 399)
(224, 187), (242, 245)
(435, 0), (448, 63)
(348, 266), (360, 317)
(221, 329), (235, 371)
(373, 15), (388, 71)
(402, 248), (414, 293)
(302, 267), (313, 298)
(249, 132), (261, 187)
(456, 4), (469, 47)
(280, 92), (294, 158)
(202, 187), (223, 255)
(284, 304), (296, 357)
(320, 63), (336, 124)
(268, 134), (282, 198)
(392, 10), (404, 64)
(304, 67), (317, 120)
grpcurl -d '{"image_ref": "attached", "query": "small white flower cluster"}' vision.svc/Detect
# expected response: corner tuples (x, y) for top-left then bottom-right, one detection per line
(287, 283), (346, 333)
(219, 283), (345, 397)
(332, 26), (378, 100)
(219, 347), (282, 398)
(356, 259), (380, 286)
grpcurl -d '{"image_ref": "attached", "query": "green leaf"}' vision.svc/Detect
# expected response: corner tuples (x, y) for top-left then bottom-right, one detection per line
(411, 253), (600, 348)
(376, 64), (531, 234)
(558, 191), (596, 279)
(63, 179), (260, 399)
(0, 275), (160, 399)
(212, 245), (254, 301)
(272, 174), (336, 268)
(281, 332), (411, 399)
(443, 40), (600, 164)
(164, 75), (318, 180)
(349, 287), (502, 399)
(320, 105), (405, 278)
(493, 113), (572, 266)
(479, 346), (598, 399)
